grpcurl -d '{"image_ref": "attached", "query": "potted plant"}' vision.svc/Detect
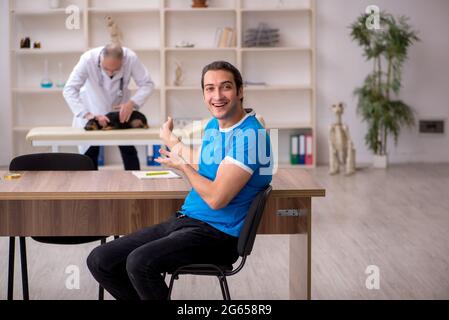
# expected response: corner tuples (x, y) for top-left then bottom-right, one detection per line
(349, 11), (419, 168)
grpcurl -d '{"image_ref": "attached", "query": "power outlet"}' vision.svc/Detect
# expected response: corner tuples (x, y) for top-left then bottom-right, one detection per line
(419, 120), (445, 134)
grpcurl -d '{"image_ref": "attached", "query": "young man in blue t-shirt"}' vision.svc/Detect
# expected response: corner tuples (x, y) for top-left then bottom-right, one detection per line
(87, 61), (273, 300)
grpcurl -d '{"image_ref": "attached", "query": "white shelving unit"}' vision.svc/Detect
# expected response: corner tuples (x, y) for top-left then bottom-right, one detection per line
(9, 0), (316, 167)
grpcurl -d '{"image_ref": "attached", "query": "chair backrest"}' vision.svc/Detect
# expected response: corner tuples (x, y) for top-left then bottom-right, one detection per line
(9, 153), (96, 171)
(237, 185), (272, 257)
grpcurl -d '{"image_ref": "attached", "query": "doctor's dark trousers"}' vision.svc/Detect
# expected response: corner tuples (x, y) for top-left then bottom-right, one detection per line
(85, 145), (140, 170)
(87, 214), (238, 300)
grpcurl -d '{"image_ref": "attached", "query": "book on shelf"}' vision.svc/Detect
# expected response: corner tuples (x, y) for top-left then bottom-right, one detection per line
(98, 146), (105, 166)
(146, 144), (161, 166)
(299, 134), (306, 165)
(215, 27), (235, 48)
(305, 134), (313, 165)
(290, 135), (299, 164)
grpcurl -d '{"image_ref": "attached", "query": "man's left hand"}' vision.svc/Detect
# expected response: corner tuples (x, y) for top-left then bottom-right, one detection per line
(154, 147), (186, 170)
(114, 101), (135, 123)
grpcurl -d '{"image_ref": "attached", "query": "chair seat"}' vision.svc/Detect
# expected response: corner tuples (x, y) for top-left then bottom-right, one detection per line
(31, 236), (107, 245)
(172, 263), (234, 276)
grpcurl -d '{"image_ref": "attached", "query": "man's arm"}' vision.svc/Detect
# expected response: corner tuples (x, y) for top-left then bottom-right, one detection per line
(129, 55), (154, 109)
(63, 53), (90, 119)
(156, 149), (251, 210)
(115, 55), (155, 123)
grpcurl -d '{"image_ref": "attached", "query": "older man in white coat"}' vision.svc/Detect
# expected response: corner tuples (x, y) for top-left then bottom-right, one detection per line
(63, 43), (154, 170)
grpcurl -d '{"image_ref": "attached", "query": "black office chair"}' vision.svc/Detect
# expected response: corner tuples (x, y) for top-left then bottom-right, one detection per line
(167, 185), (272, 300)
(7, 153), (117, 300)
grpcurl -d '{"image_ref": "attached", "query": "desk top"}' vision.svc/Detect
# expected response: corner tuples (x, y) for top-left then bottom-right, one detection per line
(0, 168), (325, 200)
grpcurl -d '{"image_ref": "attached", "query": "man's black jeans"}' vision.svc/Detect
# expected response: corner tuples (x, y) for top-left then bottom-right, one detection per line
(87, 214), (239, 300)
(84, 145), (140, 170)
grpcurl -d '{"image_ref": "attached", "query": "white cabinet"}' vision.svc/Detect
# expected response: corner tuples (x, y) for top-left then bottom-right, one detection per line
(9, 0), (316, 167)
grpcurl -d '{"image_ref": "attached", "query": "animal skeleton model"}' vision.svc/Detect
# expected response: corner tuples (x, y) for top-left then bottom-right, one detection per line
(329, 103), (356, 175)
(105, 16), (123, 46)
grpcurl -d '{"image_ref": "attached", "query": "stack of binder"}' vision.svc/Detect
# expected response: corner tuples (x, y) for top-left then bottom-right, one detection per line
(98, 146), (105, 166)
(215, 27), (235, 48)
(290, 134), (313, 165)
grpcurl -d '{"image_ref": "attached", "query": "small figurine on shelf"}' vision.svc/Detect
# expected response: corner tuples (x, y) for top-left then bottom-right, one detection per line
(20, 37), (31, 49)
(105, 15), (123, 46)
(175, 41), (195, 48)
(192, 0), (208, 8)
(174, 60), (184, 87)
(33, 41), (41, 49)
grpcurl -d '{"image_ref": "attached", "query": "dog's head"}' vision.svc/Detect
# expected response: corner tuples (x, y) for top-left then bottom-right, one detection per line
(84, 119), (100, 131)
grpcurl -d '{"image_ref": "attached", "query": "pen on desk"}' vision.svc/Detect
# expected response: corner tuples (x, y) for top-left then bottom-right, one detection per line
(146, 171), (170, 176)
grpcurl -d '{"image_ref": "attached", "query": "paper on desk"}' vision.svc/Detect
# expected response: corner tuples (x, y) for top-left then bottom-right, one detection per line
(132, 170), (180, 179)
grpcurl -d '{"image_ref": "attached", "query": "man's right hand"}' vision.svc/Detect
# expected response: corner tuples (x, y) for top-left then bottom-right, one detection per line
(160, 116), (179, 148)
(95, 115), (110, 128)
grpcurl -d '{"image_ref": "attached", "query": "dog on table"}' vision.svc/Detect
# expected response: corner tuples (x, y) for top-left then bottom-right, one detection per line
(84, 110), (149, 131)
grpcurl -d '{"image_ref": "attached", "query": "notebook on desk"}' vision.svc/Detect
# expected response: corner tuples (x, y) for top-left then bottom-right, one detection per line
(132, 170), (180, 179)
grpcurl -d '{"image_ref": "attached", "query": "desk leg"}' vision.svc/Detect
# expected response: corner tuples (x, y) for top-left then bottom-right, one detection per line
(289, 197), (311, 300)
(8, 237), (15, 300)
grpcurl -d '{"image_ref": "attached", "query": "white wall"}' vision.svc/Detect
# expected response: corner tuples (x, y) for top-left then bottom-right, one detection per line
(316, 0), (449, 164)
(0, 0), (12, 166)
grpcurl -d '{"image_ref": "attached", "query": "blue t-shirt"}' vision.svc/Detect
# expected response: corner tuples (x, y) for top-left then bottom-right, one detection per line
(180, 112), (273, 237)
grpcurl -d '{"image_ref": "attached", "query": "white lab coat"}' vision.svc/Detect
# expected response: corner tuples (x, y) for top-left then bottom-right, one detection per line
(63, 46), (154, 154)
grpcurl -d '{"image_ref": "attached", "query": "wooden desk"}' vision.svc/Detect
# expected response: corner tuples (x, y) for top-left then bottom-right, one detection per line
(0, 169), (325, 299)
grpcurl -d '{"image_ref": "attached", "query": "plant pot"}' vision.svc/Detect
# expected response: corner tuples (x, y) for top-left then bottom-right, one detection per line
(191, 0), (208, 8)
(373, 154), (388, 168)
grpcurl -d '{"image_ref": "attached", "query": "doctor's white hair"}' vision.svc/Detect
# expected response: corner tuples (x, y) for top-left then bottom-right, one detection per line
(102, 43), (124, 60)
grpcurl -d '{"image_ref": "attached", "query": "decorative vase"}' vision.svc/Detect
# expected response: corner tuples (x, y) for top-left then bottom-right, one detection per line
(49, 0), (60, 9)
(373, 154), (388, 168)
(192, 0), (208, 8)
(40, 59), (53, 89)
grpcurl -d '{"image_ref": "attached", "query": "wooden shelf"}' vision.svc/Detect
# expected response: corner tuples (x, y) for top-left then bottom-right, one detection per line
(88, 8), (160, 14)
(164, 8), (236, 13)
(13, 49), (85, 55)
(131, 47), (161, 52)
(12, 87), (64, 94)
(241, 47), (312, 52)
(166, 47), (236, 52)
(241, 8), (312, 13)
(9, 0), (317, 167)
(11, 8), (82, 16)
